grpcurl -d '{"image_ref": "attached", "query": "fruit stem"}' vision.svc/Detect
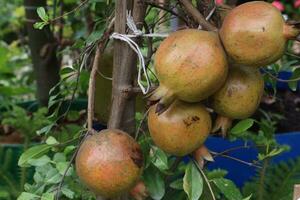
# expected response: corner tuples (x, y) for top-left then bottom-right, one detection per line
(155, 92), (176, 115)
(283, 24), (300, 40)
(212, 115), (232, 137)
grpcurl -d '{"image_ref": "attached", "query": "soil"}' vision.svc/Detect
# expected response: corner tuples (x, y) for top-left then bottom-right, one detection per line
(260, 90), (300, 133)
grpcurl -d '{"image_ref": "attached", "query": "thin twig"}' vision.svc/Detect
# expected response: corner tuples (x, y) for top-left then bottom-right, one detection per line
(285, 51), (300, 59)
(262, 68), (300, 83)
(191, 158), (216, 200)
(87, 16), (115, 130)
(143, 0), (188, 25)
(212, 145), (252, 157)
(135, 109), (150, 140)
(179, 0), (217, 31)
(210, 151), (262, 168)
(50, 0), (89, 23)
(55, 130), (90, 200)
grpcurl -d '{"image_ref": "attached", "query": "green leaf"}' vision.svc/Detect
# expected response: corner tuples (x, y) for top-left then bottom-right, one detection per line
(45, 168), (62, 184)
(151, 147), (169, 171)
(28, 155), (51, 166)
(46, 136), (59, 145)
(288, 68), (300, 91)
(60, 67), (75, 76)
(144, 165), (165, 200)
(230, 119), (255, 135)
(243, 195), (252, 200)
(37, 7), (49, 22)
(183, 162), (203, 200)
(56, 162), (73, 176)
(61, 186), (75, 199)
(17, 192), (39, 200)
(170, 179), (183, 190)
(18, 144), (51, 167)
(41, 193), (54, 200)
(36, 124), (55, 135)
(213, 178), (243, 200)
(33, 21), (48, 29)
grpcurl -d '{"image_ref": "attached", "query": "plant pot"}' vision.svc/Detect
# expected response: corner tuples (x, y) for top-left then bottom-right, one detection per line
(265, 71), (300, 91)
(205, 131), (300, 187)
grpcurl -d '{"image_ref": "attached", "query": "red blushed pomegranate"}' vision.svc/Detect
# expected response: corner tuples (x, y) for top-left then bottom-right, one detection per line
(220, 1), (300, 68)
(148, 101), (212, 156)
(212, 66), (264, 136)
(149, 29), (228, 113)
(75, 129), (143, 198)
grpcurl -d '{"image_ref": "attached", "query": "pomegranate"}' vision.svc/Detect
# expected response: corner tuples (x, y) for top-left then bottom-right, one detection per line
(212, 66), (264, 135)
(220, 1), (300, 67)
(75, 129), (143, 198)
(148, 100), (212, 156)
(130, 181), (148, 200)
(150, 29), (228, 113)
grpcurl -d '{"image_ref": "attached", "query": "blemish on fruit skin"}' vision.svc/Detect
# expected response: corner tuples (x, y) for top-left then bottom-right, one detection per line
(183, 116), (200, 127)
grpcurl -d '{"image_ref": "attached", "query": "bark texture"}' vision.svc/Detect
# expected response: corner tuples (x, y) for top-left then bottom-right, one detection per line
(108, 0), (147, 135)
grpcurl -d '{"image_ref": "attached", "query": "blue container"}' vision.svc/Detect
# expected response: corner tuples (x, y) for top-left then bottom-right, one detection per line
(205, 132), (300, 187)
(265, 71), (300, 91)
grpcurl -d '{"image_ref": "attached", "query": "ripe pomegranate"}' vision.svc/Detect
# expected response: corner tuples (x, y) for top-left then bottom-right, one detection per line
(148, 100), (212, 156)
(220, 1), (300, 67)
(150, 29), (228, 113)
(75, 129), (143, 198)
(212, 66), (264, 135)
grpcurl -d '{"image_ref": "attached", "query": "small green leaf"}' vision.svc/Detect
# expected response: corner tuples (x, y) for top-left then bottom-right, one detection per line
(144, 165), (165, 200)
(41, 193), (54, 200)
(56, 162), (73, 176)
(17, 192), (39, 200)
(33, 21), (48, 29)
(288, 68), (300, 91)
(46, 136), (59, 145)
(45, 168), (62, 184)
(151, 146), (169, 171)
(28, 155), (51, 166)
(213, 178), (243, 200)
(183, 162), (203, 200)
(36, 124), (55, 135)
(243, 195), (252, 200)
(18, 144), (51, 167)
(61, 186), (75, 198)
(37, 7), (49, 22)
(230, 119), (255, 135)
(170, 179), (183, 190)
(64, 145), (76, 155)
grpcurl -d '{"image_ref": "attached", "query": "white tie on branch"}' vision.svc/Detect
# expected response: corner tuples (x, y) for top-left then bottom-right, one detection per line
(110, 11), (169, 94)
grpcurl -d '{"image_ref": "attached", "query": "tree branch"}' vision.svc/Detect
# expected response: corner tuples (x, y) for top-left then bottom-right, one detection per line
(87, 16), (114, 130)
(179, 0), (217, 31)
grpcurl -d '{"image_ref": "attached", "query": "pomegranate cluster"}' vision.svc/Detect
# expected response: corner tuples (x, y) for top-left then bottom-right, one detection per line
(148, 1), (299, 154)
(74, 1), (299, 199)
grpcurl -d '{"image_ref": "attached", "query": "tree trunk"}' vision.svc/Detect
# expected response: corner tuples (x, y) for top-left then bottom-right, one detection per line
(108, 0), (146, 135)
(24, 0), (60, 106)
